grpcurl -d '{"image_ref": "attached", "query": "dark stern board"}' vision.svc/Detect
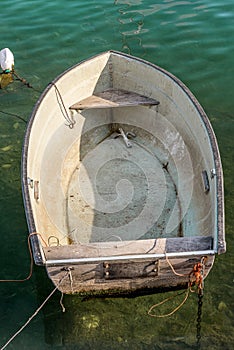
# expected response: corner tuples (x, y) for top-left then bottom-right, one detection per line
(69, 89), (160, 110)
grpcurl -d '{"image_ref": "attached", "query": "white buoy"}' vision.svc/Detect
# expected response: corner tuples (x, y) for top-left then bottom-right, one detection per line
(0, 48), (14, 71)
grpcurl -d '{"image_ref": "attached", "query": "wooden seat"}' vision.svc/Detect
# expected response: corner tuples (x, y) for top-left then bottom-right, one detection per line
(69, 89), (160, 110)
(44, 236), (213, 261)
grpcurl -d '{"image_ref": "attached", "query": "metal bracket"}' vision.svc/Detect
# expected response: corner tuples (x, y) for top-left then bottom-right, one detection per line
(27, 177), (34, 188)
(103, 259), (158, 279)
(115, 127), (136, 148)
(210, 168), (217, 178)
(202, 170), (210, 193)
(34, 180), (39, 200)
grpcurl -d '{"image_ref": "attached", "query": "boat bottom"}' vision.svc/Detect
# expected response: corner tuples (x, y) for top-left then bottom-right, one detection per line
(66, 123), (196, 244)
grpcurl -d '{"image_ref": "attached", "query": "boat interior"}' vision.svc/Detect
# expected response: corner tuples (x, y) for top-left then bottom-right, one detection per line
(24, 52), (223, 263)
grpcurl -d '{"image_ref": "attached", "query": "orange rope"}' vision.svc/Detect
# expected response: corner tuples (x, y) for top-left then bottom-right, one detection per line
(165, 253), (188, 277)
(148, 284), (190, 318)
(29, 231), (48, 247)
(148, 256), (206, 317)
(188, 258), (206, 292)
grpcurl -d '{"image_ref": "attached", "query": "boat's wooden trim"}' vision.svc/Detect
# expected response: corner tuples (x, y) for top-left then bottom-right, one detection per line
(69, 89), (160, 110)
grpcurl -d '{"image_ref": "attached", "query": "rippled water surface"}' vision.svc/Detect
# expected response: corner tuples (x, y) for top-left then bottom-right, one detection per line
(0, 0), (233, 349)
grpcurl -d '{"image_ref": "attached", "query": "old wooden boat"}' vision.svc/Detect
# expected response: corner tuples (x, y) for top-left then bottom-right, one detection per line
(22, 50), (225, 295)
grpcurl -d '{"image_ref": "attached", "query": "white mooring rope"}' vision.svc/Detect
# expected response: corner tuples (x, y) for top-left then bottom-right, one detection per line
(0, 271), (69, 350)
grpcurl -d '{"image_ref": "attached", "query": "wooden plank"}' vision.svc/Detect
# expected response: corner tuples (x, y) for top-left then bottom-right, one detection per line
(165, 236), (213, 252)
(69, 89), (160, 110)
(44, 239), (160, 260)
(43, 236), (213, 261)
(45, 254), (215, 294)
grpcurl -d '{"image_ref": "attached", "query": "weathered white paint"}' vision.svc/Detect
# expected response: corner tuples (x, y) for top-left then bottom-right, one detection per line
(22, 51), (225, 294)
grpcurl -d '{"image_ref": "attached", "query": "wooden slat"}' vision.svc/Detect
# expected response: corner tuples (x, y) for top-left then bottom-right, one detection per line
(166, 236), (213, 253)
(69, 89), (160, 110)
(43, 236), (213, 261)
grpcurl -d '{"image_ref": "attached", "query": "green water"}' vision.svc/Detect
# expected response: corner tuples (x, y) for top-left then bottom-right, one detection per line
(0, 0), (233, 349)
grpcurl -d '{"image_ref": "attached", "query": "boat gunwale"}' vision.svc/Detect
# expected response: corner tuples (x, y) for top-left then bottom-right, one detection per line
(21, 50), (225, 266)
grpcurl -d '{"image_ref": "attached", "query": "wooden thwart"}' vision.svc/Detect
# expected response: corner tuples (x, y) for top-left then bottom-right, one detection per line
(69, 89), (160, 110)
(44, 236), (213, 261)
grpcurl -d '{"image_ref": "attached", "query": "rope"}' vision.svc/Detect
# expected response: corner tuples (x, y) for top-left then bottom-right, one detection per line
(68, 269), (74, 294)
(165, 253), (188, 277)
(0, 110), (27, 123)
(0, 233), (46, 283)
(12, 71), (42, 93)
(0, 271), (69, 350)
(13, 71), (33, 89)
(148, 256), (206, 318)
(50, 82), (75, 128)
(60, 292), (66, 313)
(148, 284), (190, 318)
(2, 73), (75, 127)
(31, 232), (48, 247)
(0, 235), (33, 283)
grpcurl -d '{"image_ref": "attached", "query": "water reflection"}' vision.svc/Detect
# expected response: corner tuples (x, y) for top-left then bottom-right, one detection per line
(115, 0), (146, 55)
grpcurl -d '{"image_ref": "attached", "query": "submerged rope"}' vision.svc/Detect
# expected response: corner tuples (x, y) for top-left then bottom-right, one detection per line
(13, 71), (33, 89)
(0, 233), (46, 283)
(148, 255), (206, 318)
(0, 235), (33, 283)
(148, 284), (190, 318)
(0, 110), (27, 123)
(13, 71), (42, 93)
(0, 271), (69, 350)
